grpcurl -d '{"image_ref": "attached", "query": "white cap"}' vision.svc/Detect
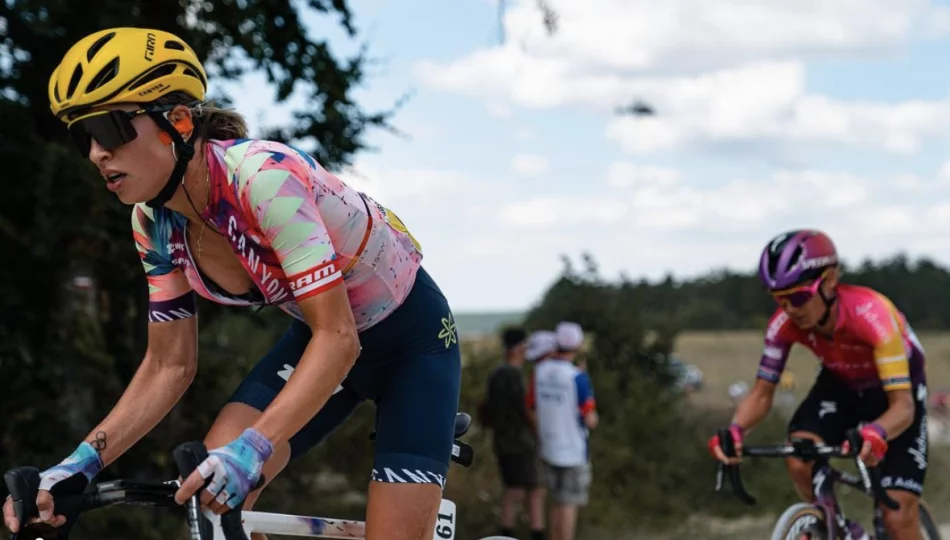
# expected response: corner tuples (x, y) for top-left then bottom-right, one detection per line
(555, 321), (584, 351)
(525, 331), (557, 362)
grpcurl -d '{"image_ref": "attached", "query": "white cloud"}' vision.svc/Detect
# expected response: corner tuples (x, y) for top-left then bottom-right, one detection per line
(486, 102), (513, 118)
(337, 164), (469, 207)
(501, 165), (876, 233)
(493, 161), (950, 280)
(499, 194), (627, 227)
(336, 162), (569, 310)
(605, 162), (680, 189)
(414, 0), (950, 155)
(320, 0), (950, 310)
(606, 76), (950, 154)
(335, 160), (950, 310)
(937, 161), (950, 185)
(514, 128), (536, 141)
(430, 0), (950, 76)
(512, 153), (550, 176)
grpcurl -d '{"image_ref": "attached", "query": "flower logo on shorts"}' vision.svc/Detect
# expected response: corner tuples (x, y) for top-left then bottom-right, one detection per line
(439, 313), (458, 348)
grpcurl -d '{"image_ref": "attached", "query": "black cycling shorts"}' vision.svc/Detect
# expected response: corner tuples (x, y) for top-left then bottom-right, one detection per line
(787, 368), (928, 496)
(228, 266), (462, 488)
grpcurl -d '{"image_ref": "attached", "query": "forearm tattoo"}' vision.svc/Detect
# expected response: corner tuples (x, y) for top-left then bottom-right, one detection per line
(89, 431), (108, 452)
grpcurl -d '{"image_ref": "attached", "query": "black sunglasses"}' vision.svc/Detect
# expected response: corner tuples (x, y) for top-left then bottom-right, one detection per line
(66, 106), (174, 157)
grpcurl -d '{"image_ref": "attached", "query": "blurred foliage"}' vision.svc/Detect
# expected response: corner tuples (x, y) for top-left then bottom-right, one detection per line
(493, 255), (795, 536)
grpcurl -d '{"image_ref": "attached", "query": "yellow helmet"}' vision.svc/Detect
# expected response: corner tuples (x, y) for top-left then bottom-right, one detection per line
(48, 27), (207, 121)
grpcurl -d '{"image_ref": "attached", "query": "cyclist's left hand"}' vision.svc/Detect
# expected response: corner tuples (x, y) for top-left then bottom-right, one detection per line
(852, 423), (888, 467)
(174, 428), (273, 514)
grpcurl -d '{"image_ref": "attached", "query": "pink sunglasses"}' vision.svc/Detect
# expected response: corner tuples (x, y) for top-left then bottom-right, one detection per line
(771, 269), (831, 308)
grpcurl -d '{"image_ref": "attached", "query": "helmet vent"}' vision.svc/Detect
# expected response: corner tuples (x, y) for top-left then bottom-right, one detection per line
(183, 67), (201, 80)
(86, 32), (116, 62)
(66, 64), (84, 99)
(164, 40), (186, 51)
(87, 57), (120, 92)
(788, 245), (803, 268)
(767, 251), (779, 276)
(127, 64), (177, 91)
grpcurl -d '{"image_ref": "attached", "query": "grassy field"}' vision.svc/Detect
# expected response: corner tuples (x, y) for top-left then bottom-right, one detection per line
(674, 330), (950, 408)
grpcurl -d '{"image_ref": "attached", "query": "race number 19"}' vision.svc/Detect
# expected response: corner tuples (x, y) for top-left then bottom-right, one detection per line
(434, 499), (456, 540)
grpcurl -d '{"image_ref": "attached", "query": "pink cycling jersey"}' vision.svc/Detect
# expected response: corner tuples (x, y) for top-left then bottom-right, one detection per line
(757, 284), (926, 392)
(131, 138), (423, 331)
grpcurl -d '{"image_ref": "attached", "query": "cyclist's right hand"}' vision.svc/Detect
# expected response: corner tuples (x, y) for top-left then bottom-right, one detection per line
(3, 495), (19, 533)
(707, 423), (744, 464)
(3, 441), (103, 533)
(3, 489), (64, 533)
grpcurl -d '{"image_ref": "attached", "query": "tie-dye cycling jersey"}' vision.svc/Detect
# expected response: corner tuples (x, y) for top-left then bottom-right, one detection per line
(757, 284), (926, 392)
(131, 138), (423, 331)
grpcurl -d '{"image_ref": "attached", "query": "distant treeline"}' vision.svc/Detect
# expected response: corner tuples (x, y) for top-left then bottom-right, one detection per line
(459, 253), (950, 336)
(628, 253), (950, 331)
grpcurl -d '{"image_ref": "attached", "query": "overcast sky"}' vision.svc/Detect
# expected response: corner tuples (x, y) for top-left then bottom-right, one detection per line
(217, 0), (950, 311)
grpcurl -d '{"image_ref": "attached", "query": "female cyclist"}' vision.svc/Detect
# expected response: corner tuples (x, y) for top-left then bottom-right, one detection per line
(709, 230), (929, 540)
(2, 27), (461, 540)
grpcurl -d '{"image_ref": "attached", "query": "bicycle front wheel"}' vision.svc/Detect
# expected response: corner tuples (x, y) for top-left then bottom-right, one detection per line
(919, 499), (943, 540)
(770, 503), (827, 540)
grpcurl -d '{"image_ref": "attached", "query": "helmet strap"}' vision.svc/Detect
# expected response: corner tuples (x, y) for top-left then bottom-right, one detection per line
(816, 286), (837, 328)
(145, 112), (198, 209)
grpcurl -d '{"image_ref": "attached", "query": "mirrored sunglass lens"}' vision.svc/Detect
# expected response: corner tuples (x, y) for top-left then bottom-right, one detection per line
(87, 111), (138, 148)
(68, 124), (92, 156)
(69, 111), (139, 155)
(779, 291), (813, 307)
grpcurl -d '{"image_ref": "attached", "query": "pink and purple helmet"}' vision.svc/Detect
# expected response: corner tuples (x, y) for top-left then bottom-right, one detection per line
(758, 229), (839, 291)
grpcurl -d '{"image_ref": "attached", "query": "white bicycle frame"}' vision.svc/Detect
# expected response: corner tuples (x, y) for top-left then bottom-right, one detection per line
(197, 498), (459, 540)
(176, 414), (479, 540)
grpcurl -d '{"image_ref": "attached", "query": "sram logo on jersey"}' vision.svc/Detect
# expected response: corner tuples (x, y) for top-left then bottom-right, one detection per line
(288, 262), (342, 298)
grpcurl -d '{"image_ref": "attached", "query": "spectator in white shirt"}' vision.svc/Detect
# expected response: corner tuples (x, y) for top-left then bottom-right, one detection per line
(527, 322), (598, 540)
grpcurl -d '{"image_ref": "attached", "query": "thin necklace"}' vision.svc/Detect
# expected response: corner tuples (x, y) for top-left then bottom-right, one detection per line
(183, 167), (221, 260)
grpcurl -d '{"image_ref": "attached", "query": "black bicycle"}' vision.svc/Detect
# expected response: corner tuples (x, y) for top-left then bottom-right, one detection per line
(713, 427), (941, 540)
(2, 413), (484, 540)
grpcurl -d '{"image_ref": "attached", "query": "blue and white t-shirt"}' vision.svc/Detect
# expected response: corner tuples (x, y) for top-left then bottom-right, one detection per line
(528, 358), (596, 467)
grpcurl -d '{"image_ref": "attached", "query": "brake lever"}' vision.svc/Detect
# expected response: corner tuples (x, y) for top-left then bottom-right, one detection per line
(173, 442), (253, 540)
(715, 429), (757, 507)
(3, 467), (40, 531)
(715, 462), (725, 492)
(845, 429), (900, 511)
